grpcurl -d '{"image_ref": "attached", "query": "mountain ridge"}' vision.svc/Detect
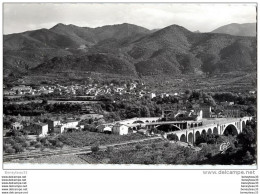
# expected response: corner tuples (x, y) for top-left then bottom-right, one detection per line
(3, 22), (257, 79)
(211, 23), (256, 37)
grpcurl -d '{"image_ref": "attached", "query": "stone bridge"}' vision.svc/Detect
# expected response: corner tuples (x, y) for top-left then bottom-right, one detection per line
(116, 117), (202, 131)
(118, 117), (162, 125)
(165, 117), (252, 144)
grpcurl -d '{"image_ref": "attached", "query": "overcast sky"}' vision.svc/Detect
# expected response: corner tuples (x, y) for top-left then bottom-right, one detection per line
(3, 3), (257, 34)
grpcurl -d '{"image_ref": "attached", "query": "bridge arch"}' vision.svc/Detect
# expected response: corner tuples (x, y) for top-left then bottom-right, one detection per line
(188, 132), (193, 143)
(223, 124), (238, 136)
(133, 120), (144, 124)
(207, 128), (212, 135)
(195, 131), (200, 141)
(213, 127), (218, 135)
(180, 134), (186, 142)
(156, 124), (182, 132)
(242, 121), (246, 130)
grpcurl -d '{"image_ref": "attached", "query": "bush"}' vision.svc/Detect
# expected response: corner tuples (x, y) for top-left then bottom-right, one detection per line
(167, 134), (178, 141)
(4, 138), (15, 145)
(14, 136), (26, 144)
(107, 146), (114, 153)
(39, 137), (48, 144)
(34, 142), (41, 148)
(13, 144), (24, 153)
(22, 142), (30, 148)
(5, 148), (15, 154)
(3, 144), (9, 152)
(30, 141), (37, 146)
(91, 146), (100, 153)
(56, 141), (64, 148)
(85, 125), (97, 132)
(135, 144), (143, 150)
(164, 142), (170, 147)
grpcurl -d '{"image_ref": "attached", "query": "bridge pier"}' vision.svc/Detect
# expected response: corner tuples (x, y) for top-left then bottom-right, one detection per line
(192, 129), (195, 145)
(217, 124), (221, 135)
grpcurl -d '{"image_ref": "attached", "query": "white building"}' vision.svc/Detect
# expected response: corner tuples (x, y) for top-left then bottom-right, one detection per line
(112, 123), (129, 135)
(63, 120), (79, 129)
(26, 123), (48, 136)
(52, 120), (80, 134)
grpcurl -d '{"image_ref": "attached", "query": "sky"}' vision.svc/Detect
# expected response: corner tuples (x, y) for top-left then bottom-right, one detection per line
(3, 3), (257, 34)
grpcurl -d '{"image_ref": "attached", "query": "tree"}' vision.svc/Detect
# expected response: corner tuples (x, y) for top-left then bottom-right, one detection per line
(246, 106), (256, 116)
(237, 125), (256, 148)
(140, 106), (150, 117)
(185, 89), (192, 95)
(167, 134), (178, 141)
(135, 144), (143, 150)
(5, 148), (15, 154)
(107, 146), (114, 153)
(13, 144), (24, 153)
(91, 146), (99, 153)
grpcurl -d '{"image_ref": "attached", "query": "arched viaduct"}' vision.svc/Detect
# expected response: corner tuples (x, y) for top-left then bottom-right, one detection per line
(165, 117), (252, 144)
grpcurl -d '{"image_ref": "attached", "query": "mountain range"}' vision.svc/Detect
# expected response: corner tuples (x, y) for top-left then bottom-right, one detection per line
(4, 23), (257, 80)
(211, 23), (256, 37)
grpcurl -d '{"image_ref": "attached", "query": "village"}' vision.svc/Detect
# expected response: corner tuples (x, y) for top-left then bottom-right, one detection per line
(3, 78), (256, 160)
(3, 80), (157, 98)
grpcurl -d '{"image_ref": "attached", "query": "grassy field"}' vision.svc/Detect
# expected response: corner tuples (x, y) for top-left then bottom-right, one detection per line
(10, 154), (86, 164)
(77, 137), (222, 165)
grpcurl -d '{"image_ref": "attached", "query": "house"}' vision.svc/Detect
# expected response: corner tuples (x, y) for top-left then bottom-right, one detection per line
(192, 110), (203, 121)
(54, 125), (66, 134)
(149, 93), (156, 99)
(112, 123), (129, 135)
(52, 119), (80, 134)
(3, 90), (16, 96)
(11, 122), (23, 130)
(26, 123), (48, 136)
(62, 120), (79, 129)
(11, 85), (32, 95)
(47, 119), (61, 132)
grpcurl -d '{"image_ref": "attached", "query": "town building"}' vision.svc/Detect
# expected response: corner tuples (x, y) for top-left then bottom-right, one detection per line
(112, 123), (129, 135)
(201, 106), (212, 118)
(47, 119), (61, 132)
(26, 123), (48, 136)
(62, 120), (79, 129)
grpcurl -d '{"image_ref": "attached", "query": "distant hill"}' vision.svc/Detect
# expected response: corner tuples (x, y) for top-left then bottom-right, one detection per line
(32, 53), (137, 77)
(211, 23), (256, 37)
(3, 23), (151, 76)
(4, 23), (257, 80)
